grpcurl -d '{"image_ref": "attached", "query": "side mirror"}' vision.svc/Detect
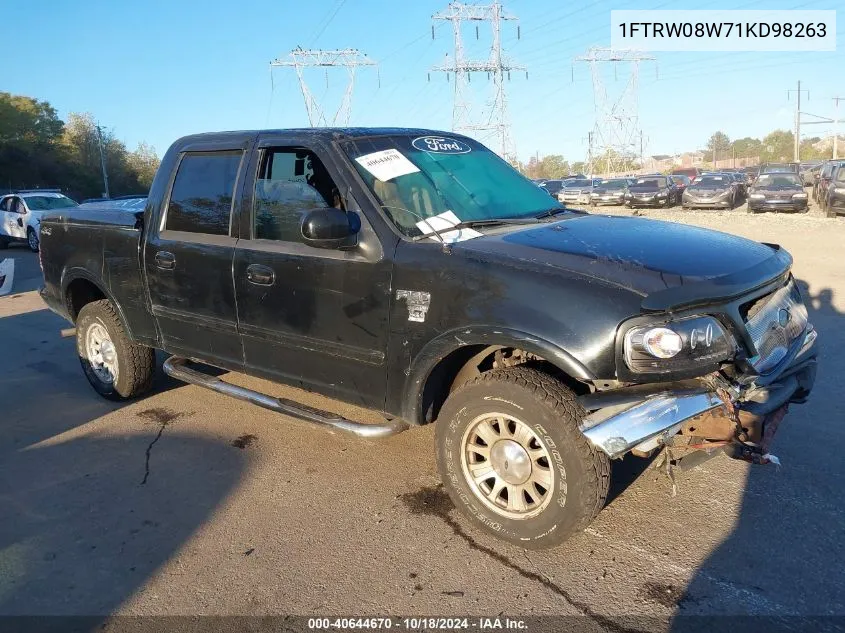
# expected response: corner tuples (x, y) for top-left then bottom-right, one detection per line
(300, 207), (359, 250)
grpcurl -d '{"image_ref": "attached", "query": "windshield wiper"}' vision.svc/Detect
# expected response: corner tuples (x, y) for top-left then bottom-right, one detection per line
(411, 217), (540, 242)
(535, 206), (585, 220)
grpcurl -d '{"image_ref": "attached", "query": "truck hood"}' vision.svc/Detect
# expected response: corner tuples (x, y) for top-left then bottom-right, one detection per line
(455, 214), (791, 312)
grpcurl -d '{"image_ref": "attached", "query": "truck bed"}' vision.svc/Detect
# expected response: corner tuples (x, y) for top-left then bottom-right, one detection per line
(39, 206), (158, 345)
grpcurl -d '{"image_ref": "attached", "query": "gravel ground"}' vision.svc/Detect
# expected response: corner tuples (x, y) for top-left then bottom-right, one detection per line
(0, 201), (843, 630)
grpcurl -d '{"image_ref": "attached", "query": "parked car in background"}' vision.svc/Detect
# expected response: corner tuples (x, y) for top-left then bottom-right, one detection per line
(814, 160), (845, 203)
(682, 174), (737, 210)
(558, 177), (593, 204)
(743, 166), (760, 186)
(799, 161), (822, 187)
(671, 167), (700, 181)
(540, 179), (565, 199)
(823, 164), (845, 217)
(759, 162), (799, 176)
(728, 171), (748, 198)
(589, 178), (633, 206)
(78, 196), (148, 211)
(669, 174), (691, 196)
(624, 175), (679, 208)
(747, 172), (808, 213)
(0, 190), (78, 251)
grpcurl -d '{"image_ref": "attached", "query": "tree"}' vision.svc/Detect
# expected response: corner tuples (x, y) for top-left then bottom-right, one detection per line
(706, 131), (731, 162)
(534, 154), (570, 180)
(0, 91), (159, 199)
(760, 130), (794, 162)
(0, 92), (63, 145)
(731, 136), (763, 160)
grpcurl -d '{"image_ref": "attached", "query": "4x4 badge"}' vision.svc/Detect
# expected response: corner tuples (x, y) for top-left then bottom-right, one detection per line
(396, 290), (431, 323)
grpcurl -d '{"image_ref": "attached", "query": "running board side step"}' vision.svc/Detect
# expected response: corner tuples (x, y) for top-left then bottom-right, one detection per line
(163, 356), (409, 439)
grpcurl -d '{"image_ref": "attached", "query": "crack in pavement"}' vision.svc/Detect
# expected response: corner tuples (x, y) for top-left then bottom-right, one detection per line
(400, 485), (646, 633)
(137, 408), (188, 485)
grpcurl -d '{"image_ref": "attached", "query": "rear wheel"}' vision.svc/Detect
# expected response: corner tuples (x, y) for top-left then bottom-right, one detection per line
(435, 367), (610, 549)
(76, 299), (155, 400)
(27, 227), (39, 252)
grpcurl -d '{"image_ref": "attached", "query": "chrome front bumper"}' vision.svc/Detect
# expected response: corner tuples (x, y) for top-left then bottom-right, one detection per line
(579, 327), (818, 459)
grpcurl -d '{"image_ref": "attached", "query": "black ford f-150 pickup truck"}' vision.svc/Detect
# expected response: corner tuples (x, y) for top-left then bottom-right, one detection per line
(38, 128), (818, 548)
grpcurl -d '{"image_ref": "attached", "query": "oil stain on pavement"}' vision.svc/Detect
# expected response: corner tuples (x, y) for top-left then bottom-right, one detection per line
(137, 407), (190, 485)
(399, 485), (641, 633)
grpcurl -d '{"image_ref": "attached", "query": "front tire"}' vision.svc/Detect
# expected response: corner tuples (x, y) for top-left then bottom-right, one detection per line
(76, 299), (155, 400)
(27, 227), (39, 252)
(435, 367), (610, 549)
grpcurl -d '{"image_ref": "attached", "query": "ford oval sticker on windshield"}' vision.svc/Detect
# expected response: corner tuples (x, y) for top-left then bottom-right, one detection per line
(411, 136), (471, 154)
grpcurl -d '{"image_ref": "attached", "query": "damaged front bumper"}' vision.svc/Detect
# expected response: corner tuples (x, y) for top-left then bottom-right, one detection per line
(578, 327), (818, 460)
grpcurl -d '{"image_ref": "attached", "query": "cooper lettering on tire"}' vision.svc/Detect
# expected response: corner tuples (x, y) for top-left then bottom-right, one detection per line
(435, 367), (610, 549)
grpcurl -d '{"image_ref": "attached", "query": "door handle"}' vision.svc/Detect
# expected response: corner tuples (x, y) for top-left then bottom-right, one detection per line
(154, 251), (175, 270)
(246, 264), (275, 286)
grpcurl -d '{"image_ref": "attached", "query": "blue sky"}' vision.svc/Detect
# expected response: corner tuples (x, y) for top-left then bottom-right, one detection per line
(2, 0), (841, 162)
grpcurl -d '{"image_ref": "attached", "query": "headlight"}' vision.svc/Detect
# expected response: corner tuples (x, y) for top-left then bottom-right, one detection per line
(835, 186), (845, 194)
(792, 193), (808, 199)
(623, 315), (734, 375)
(656, 191), (667, 198)
(749, 193), (765, 199)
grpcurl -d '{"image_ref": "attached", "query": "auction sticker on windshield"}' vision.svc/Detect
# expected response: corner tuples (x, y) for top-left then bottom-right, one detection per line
(412, 136), (472, 154)
(355, 149), (420, 182)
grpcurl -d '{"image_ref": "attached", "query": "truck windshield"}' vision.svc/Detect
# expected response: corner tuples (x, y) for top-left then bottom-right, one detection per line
(22, 195), (78, 210)
(343, 135), (564, 237)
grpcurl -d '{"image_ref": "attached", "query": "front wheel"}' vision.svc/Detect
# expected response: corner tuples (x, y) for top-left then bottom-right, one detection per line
(27, 227), (39, 252)
(76, 299), (155, 400)
(435, 367), (610, 549)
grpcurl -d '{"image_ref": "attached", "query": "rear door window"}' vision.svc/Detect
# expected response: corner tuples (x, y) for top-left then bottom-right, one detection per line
(165, 151), (243, 235)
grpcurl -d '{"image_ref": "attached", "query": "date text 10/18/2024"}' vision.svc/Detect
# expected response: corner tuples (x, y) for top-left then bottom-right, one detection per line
(308, 617), (528, 630)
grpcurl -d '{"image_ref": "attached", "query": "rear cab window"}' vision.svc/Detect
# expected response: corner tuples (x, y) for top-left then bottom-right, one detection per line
(164, 151), (244, 235)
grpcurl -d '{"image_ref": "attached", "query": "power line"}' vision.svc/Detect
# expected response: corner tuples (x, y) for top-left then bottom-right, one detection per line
(270, 47), (378, 127)
(574, 47), (655, 175)
(430, 1), (526, 159)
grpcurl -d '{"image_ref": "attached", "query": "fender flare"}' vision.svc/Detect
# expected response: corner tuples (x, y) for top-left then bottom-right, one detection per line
(61, 267), (135, 340)
(400, 325), (595, 424)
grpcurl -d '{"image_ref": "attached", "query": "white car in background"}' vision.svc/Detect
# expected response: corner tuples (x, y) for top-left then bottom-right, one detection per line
(0, 190), (78, 252)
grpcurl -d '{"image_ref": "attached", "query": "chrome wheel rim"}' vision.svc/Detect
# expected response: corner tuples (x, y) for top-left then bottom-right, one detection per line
(85, 322), (118, 384)
(28, 230), (38, 250)
(461, 413), (554, 519)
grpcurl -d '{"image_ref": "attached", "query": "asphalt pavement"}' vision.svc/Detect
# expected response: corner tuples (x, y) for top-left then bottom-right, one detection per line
(0, 213), (843, 631)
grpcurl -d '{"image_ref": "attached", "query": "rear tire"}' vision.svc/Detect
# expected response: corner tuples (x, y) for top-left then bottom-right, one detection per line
(27, 227), (39, 252)
(76, 299), (155, 401)
(435, 367), (610, 549)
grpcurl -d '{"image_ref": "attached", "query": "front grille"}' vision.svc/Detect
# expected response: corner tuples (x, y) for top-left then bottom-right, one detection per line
(744, 279), (808, 373)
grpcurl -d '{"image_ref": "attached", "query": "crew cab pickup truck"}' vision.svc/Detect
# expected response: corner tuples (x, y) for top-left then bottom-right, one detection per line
(38, 128), (818, 548)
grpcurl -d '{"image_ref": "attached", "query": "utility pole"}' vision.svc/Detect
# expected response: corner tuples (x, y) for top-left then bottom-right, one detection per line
(834, 97), (843, 159)
(639, 130), (644, 171)
(787, 81), (810, 162)
(574, 48), (655, 176)
(431, 2), (526, 159)
(270, 48), (378, 127)
(96, 125), (110, 199)
(587, 131), (594, 176)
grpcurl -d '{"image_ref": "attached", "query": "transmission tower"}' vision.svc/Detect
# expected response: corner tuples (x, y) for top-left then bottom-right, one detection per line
(431, 2), (525, 159)
(574, 47), (655, 175)
(270, 47), (377, 127)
